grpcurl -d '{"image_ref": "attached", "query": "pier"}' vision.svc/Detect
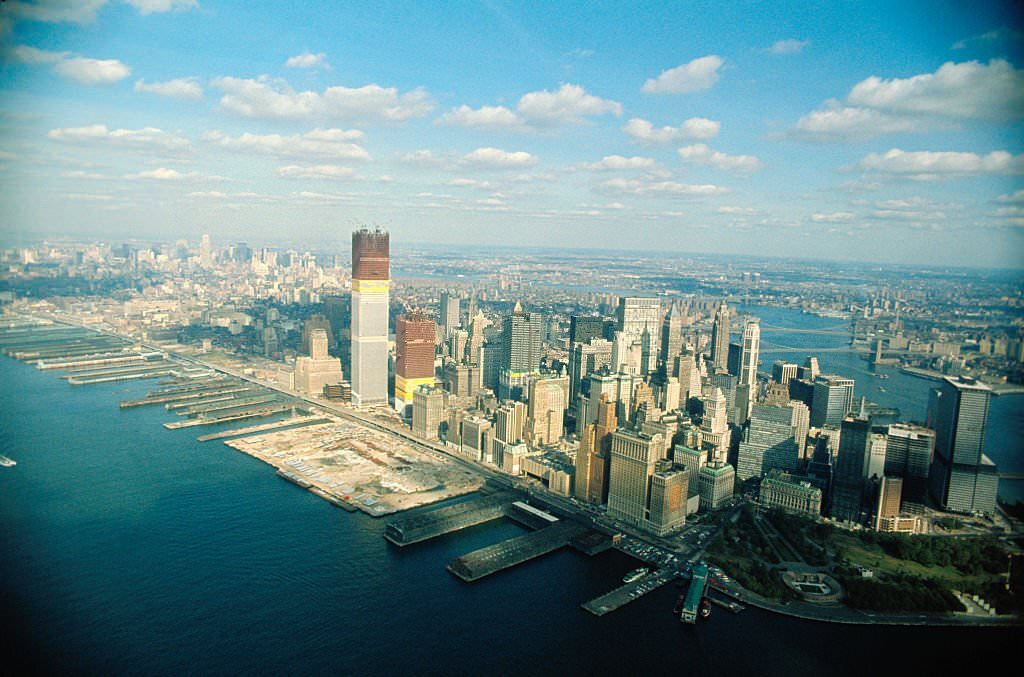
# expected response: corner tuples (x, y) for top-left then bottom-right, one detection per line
(447, 520), (587, 582)
(581, 568), (679, 616)
(163, 401), (302, 429)
(384, 492), (515, 546)
(680, 563), (709, 624)
(119, 384), (251, 408)
(196, 416), (331, 441)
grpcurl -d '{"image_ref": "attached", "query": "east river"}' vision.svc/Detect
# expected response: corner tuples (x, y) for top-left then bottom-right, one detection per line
(1, 305), (1019, 675)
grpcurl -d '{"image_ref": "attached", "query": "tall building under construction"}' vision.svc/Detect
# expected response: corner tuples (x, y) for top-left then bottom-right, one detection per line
(351, 228), (390, 407)
(394, 313), (436, 415)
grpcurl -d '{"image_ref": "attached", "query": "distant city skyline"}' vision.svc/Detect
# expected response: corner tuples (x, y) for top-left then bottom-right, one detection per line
(1, 1), (1022, 267)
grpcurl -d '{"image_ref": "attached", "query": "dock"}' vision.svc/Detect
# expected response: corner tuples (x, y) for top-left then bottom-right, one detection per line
(581, 568), (679, 616)
(196, 416), (331, 441)
(447, 520), (587, 582)
(119, 384), (251, 408)
(163, 401), (302, 428)
(384, 492), (515, 546)
(680, 563), (709, 624)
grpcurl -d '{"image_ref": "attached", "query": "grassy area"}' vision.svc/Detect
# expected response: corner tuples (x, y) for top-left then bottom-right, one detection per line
(706, 506), (791, 600)
(830, 533), (1002, 594)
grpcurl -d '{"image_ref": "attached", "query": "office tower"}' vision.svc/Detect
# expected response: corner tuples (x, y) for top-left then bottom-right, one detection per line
(760, 470), (822, 516)
(884, 423), (935, 504)
(611, 330), (643, 375)
(575, 423), (596, 502)
(659, 301), (684, 366)
(394, 314), (436, 414)
(928, 376), (999, 515)
(789, 400), (811, 458)
(526, 375), (569, 447)
(867, 432), (888, 480)
(736, 405), (799, 482)
(700, 386), (731, 460)
(199, 233), (213, 267)
(698, 461), (735, 510)
(569, 315), (607, 346)
(607, 429), (665, 529)
(322, 294), (348, 340)
(350, 228), (389, 407)
(810, 375), (856, 428)
(568, 338), (612, 408)
(440, 361), (479, 397)
(727, 342), (743, 377)
(798, 356), (820, 381)
(447, 328), (468, 362)
(673, 351), (702, 408)
(874, 476), (903, 531)
(294, 328), (344, 396)
(301, 314), (336, 355)
(649, 467), (689, 535)
(740, 320), (760, 387)
(480, 341), (502, 391)
(709, 371), (740, 425)
(495, 401), (527, 444)
(439, 292), (461, 340)
(412, 385), (446, 440)
(640, 326), (655, 377)
(460, 417), (491, 463)
(710, 301), (730, 372)
(674, 445), (706, 497)
(499, 302), (542, 400)
(588, 395), (618, 504)
(581, 369), (641, 427)
(772, 361), (798, 386)
(466, 312), (486, 364)
(832, 416), (872, 523)
(616, 297), (660, 373)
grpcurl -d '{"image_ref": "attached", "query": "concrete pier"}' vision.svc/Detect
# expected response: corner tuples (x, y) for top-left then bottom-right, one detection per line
(447, 520), (587, 582)
(120, 384), (251, 408)
(163, 401), (301, 429)
(581, 568), (679, 617)
(196, 416), (331, 441)
(384, 493), (514, 546)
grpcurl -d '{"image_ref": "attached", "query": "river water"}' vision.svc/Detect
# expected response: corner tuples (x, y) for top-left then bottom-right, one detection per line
(1, 307), (1020, 674)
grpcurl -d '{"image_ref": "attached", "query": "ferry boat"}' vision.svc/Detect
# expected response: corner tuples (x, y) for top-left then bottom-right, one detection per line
(0, 455), (16, 467)
(623, 567), (649, 583)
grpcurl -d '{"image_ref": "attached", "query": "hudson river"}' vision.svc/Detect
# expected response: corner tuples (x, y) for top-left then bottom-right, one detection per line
(1, 306), (1019, 674)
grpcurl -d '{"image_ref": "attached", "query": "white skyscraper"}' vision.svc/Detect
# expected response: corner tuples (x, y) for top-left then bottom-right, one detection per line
(351, 228), (390, 407)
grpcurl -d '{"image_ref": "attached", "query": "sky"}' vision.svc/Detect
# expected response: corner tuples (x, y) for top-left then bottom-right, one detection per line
(0, 0), (1022, 267)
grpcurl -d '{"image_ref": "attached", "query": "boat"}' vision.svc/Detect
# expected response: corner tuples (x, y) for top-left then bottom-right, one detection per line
(673, 594), (685, 616)
(0, 455), (16, 467)
(623, 567), (649, 583)
(699, 598), (712, 619)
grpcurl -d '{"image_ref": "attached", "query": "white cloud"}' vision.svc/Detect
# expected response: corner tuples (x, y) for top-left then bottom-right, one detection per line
(579, 155), (655, 171)
(126, 167), (204, 181)
(437, 105), (525, 131)
(996, 189), (1024, 203)
(622, 117), (720, 145)
(952, 28), (1024, 50)
(10, 45), (66, 64)
(447, 178), (494, 189)
(5, 0), (108, 24)
(134, 77), (202, 100)
(400, 149), (444, 167)
(211, 76), (433, 122)
(516, 83), (621, 124)
(462, 147), (536, 168)
(65, 192), (113, 201)
(855, 148), (1024, 178)
(600, 177), (728, 196)
(789, 101), (921, 143)
(202, 128), (369, 161)
(642, 55), (723, 94)
(677, 144), (763, 172)
(276, 164), (357, 180)
(765, 39), (809, 55)
(285, 52), (330, 69)
(717, 206), (756, 214)
(124, 0), (198, 14)
(847, 59), (1023, 121)
(811, 211), (855, 223)
(10, 44), (130, 85)
(48, 124), (191, 155)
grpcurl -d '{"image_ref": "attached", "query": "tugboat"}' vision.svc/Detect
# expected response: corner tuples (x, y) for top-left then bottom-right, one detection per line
(672, 594), (685, 616)
(699, 597), (712, 619)
(0, 455), (15, 468)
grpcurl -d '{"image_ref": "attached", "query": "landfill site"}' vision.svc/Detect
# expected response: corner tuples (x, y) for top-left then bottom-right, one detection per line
(226, 417), (485, 516)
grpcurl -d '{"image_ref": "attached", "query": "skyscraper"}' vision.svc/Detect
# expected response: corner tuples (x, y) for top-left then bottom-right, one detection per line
(710, 301), (730, 373)
(412, 385), (446, 440)
(740, 320), (760, 388)
(928, 376), (998, 515)
(350, 227), (390, 407)
(439, 292), (461, 341)
(736, 405), (799, 482)
(659, 301), (685, 366)
(616, 297), (660, 373)
(884, 423), (935, 504)
(810, 375), (856, 428)
(832, 416), (872, 524)
(394, 313), (437, 415)
(525, 375), (569, 447)
(499, 302), (543, 400)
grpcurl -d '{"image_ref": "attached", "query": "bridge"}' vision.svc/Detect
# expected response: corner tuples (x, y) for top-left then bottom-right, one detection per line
(760, 323), (852, 336)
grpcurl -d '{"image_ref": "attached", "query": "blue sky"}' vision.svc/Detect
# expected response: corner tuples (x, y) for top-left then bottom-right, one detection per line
(1, 0), (1022, 267)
